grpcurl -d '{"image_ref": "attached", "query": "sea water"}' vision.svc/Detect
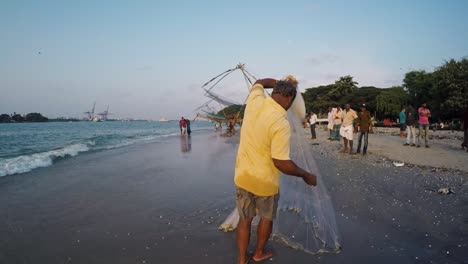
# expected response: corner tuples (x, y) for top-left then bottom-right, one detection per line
(0, 121), (213, 177)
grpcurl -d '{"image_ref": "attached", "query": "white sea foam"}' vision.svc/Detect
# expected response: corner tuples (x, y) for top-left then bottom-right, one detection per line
(0, 143), (90, 177)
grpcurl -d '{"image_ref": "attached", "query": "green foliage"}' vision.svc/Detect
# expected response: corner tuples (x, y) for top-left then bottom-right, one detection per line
(327, 76), (358, 100)
(0, 114), (11, 123)
(24, 113), (48, 122)
(403, 70), (433, 105)
(11, 114), (24, 122)
(217, 104), (245, 119)
(302, 77), (382, 116)
(403, 58), (468, 120)
(0, 113), (48, 123)
(302, 85), (338, 114)
(340, 86), (382, 114)
(376, 86), (410, 117)
(432, 58), (468, 120)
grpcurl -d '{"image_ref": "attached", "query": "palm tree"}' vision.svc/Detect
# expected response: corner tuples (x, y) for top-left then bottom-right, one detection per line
(327, 76), (358, 100)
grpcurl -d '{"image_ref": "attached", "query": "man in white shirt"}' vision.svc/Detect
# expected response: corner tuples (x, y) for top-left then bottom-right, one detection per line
(308, 111), (318, 139)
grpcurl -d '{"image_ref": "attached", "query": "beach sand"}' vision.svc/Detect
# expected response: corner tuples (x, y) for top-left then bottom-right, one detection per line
(1, 129), (467, 263)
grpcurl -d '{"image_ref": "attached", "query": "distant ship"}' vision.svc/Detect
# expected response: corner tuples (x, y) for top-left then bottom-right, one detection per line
(159, 118), (170, 122)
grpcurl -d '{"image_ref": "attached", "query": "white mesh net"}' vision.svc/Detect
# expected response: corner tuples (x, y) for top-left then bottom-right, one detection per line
(272, 106), (341, 254)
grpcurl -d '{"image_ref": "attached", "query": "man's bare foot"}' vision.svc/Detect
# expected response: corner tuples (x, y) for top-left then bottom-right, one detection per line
(252, 250), (273, 262)
(342, 148), (348, 153)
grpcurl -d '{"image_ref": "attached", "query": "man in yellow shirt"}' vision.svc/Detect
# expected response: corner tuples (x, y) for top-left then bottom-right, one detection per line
(234, 77), (317, 264)
(339, 103), (358, 154)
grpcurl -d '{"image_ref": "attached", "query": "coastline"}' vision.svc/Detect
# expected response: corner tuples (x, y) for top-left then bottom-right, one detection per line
(0, 129), (467, 263)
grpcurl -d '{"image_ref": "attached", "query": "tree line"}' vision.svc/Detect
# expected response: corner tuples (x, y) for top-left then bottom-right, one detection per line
(0, 112), (48, 123)
(303, 57), (468, 121)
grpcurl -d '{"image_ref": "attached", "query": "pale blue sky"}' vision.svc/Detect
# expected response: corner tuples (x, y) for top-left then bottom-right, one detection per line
(1, 0), (467, 119)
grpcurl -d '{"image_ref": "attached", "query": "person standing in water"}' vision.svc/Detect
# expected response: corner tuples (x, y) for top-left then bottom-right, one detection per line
(234, 77), (317, 264)
(185, 118), (191, 136)
(179, 117), (187, 135)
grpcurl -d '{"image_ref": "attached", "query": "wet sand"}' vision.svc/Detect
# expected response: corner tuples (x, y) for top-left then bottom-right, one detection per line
(1, 130), (467, 263)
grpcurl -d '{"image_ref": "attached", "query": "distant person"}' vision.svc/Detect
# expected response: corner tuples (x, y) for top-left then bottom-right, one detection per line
(234, 77), (317, 264)
(417, 103), (431, 148)
(327, 107), (334, 139)
(185, 118), (191, 136)
(308, 111), (317, 139)
(404, 105), (417, 146)
(355, 104), (372, 155)
(340, 104), (358, 154)
(399, 107), (406, 138)
(332, 106), (342, 141)
(370, 116), (376, 133)
(179, 117), (187, 135)
(228, 118), (236, 136)
(462, 107), (468, 152)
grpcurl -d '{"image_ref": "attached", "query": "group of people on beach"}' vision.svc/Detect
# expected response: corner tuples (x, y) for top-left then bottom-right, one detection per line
(399, 103), (431, 148)
(306, 102), (468, 155)
(307, 103), (372, 155)
(179, 117), (191, 136)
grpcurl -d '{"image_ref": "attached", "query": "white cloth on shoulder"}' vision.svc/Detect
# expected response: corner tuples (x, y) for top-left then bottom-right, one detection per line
(339, 125), (354, 140)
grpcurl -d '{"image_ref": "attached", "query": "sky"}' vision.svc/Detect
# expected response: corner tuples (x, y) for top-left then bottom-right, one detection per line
(1, 0), (467, 120)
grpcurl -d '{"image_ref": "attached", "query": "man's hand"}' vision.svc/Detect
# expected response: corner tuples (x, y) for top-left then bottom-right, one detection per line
(273, 159), (317, 187)
(302, 173), (317, 186)
(254, 78), (277, 89)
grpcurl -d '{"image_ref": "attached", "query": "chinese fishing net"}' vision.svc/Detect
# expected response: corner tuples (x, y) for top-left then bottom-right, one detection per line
(219, 87), (342, 254)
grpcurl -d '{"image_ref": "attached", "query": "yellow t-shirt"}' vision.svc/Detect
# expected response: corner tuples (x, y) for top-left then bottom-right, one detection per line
(234, 84), (291, 196)
(341, 109), (358, 127)
(334, 110), (342, 125)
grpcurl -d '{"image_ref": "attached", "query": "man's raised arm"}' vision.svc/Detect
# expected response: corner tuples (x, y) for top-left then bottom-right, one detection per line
(254, 78), (277, 89)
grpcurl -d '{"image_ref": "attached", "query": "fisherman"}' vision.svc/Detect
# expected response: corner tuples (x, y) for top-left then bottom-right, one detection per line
(234, 76), (317, 264)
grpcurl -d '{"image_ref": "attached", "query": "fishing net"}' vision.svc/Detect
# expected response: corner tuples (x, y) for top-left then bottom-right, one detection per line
(272, 102), (341, 254)
(219, 89), (341, 254)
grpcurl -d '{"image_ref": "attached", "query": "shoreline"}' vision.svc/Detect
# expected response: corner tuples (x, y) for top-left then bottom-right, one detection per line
(0, 129), (467, 263)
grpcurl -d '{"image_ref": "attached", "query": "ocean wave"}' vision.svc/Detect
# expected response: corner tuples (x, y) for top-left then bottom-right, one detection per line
(0, 143), (90, 177)
(0, 129), (207, 177)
